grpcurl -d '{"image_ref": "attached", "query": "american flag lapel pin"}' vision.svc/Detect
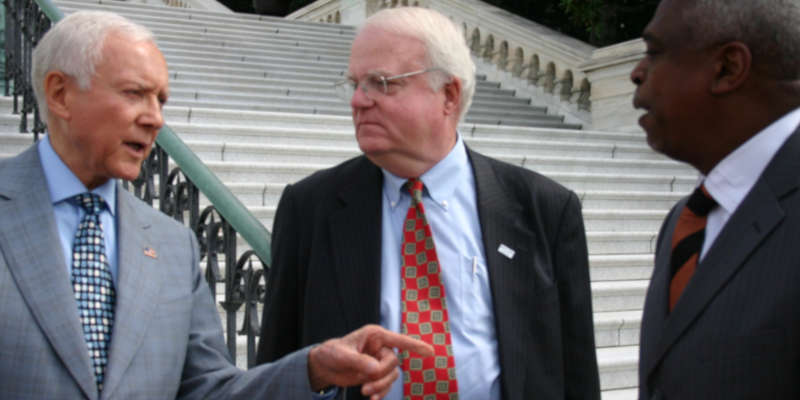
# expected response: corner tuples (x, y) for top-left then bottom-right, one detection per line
(144, 247), (158, 259)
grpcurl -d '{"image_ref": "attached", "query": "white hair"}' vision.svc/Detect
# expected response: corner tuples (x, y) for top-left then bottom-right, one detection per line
(681, 0), (800, 80)
(361, 7), (476, 121)
(32, 10), (154, 121)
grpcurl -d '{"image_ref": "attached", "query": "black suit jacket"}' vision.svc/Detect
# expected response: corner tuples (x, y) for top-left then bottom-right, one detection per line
(639, 127), (800, 400)
(257, 148), (600, 399)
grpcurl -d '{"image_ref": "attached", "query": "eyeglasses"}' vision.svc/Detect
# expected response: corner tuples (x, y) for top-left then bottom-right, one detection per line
(333, 67), (443, 103)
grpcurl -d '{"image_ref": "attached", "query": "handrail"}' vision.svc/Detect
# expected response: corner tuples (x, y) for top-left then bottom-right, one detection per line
(156, 125), (271, 264)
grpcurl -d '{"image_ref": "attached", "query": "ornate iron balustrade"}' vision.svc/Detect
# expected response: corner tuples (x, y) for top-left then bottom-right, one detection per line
(4, 0), (269, 368)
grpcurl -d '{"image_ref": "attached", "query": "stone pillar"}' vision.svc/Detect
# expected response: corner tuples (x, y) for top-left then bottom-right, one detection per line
(581, 38), (645, 133)
(339, 0), (373, 26)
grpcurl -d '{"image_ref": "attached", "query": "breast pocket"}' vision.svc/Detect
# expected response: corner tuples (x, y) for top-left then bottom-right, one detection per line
(460, 255), (496, 331)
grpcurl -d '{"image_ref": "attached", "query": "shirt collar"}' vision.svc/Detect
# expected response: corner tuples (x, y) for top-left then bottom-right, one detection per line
(38, 135), (117, 215)
(703, 106), (800, 214)
(382, 133), (469, 205)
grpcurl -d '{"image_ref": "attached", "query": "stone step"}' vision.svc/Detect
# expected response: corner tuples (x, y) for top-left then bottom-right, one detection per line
(579, 190), (685, 210)
(602, 388), (638, 400)
(593, 310), (642, 348)
(161, 44), (349, 66)
(160, 37), (350, 62)
(586, 232), (657, 255)
(165, 117), (650, 147)
(590, 280), (648, 313)
(186, 159), (696, 193)
(225, 204), (665, 236)
(589, 254), (654, 282)
(57, 1), (357, 39)
(166, 86), (545, 115)
(597, 345), (639, 391)
(163, 54), (346, 79)
(182, 140), (680, 173)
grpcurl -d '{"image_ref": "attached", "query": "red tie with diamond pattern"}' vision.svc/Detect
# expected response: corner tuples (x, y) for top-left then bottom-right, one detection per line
(669, 184), (717, 311)
(400, 178), (459, 399)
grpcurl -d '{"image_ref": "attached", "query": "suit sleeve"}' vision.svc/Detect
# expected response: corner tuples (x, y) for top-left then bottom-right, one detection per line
(176, 226), (314, 399)
(257, 183), (304, 364)
(553, 192), (601, 399)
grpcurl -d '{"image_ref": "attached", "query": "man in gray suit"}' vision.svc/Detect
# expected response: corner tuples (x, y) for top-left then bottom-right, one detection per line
(632, 0), (800, 398)
(0, 10), (430, 400)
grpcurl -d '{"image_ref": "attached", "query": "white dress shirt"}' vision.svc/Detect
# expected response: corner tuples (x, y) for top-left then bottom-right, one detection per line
(701, 106), (800, 260)
(379, 134), (501, 400)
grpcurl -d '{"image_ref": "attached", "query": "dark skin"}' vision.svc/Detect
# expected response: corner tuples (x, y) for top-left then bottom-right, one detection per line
(631, 0), (800, 175)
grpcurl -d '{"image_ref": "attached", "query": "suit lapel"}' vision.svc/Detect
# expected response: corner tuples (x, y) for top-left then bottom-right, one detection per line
(468, 150), (535, 324)
(101, 188), (164, 399)
(640, 201), (683, 377)
(329, 158), (383, 328)
(649, 127), (800, 375)
(0, 146), (98, 399)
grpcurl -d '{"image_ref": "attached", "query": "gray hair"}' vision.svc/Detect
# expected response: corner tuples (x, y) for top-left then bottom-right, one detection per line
(361, 7), (476, 121)
(32, 10), (154, 121)
(681, 0), (800, 80)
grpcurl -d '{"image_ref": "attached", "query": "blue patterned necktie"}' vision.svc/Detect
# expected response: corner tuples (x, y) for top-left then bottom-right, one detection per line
(72, 193), (115, 391)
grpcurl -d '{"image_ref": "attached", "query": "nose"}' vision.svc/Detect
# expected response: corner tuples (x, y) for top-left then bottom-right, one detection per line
(630, 59), (646, 85)
(350, 84), (375, 109)
(140, 95), (165, 130)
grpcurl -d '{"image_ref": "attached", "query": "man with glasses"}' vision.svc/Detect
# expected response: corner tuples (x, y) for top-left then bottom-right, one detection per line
(257, 7), (600, 400)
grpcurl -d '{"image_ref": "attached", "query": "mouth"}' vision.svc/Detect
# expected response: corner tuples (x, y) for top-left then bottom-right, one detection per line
(632, 96), (648, 111)
(124, 140), (150, 156)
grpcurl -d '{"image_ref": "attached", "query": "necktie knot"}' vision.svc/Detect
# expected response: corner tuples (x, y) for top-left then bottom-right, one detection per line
(406, 178), (425, 204)
(75, 193), (106, 216)
(686, 185), (716, 217)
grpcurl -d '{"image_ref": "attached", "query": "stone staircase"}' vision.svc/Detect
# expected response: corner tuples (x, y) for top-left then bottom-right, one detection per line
(0, 1), (699, 398)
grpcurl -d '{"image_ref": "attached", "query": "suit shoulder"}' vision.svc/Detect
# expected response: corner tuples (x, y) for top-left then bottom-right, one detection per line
(287, 155), (378, 196)
(119, 188), (193, 236)
(471, 150), (575, 202)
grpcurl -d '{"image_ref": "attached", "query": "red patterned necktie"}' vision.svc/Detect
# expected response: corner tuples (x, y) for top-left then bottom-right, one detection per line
(669, 184), (717, 311)
(400, 178), (459, 399)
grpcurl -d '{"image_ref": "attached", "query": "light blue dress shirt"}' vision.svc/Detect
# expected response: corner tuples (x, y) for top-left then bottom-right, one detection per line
(380, 134), (501, 400)
(38, 136), (119, 287)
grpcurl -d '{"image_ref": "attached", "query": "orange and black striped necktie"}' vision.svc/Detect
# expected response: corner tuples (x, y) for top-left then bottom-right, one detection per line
(669, 184), (717, 311)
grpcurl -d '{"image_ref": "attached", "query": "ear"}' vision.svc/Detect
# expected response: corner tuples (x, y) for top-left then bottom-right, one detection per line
(442, 76), (462, 116)
(710, 41), (751, 95)
(44, 70), (72, 120)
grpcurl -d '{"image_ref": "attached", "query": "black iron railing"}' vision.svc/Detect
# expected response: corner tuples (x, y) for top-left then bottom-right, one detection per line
(4, 0), (269, 368)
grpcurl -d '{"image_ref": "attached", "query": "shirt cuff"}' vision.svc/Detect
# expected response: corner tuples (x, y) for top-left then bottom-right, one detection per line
(311, 386), (339, 400)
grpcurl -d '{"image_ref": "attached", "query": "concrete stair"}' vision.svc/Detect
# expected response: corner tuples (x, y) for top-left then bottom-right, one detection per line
(0, 1), (700, 398)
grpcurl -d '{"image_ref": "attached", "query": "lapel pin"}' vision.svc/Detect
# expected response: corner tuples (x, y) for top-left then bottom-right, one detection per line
(497, 244), (515, 260)
(144, 247), (158, 259)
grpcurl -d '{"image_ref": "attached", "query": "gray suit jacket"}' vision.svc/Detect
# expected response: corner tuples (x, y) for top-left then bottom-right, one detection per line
(639, 127), (800, 399)
(0, 145), (311, 399)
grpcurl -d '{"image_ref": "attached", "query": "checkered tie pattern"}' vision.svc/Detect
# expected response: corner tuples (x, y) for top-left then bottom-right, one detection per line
(400, 178), (459, 400)
(669, 184), (717, 311)
(72, 193), (115, 391)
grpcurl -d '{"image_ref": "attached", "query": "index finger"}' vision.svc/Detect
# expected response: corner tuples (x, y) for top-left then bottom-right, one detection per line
(372, 331), (433, 357)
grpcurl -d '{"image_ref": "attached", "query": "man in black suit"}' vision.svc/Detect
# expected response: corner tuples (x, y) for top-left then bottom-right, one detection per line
(632, 0), (800, 398)
(257, 6), (599, 400)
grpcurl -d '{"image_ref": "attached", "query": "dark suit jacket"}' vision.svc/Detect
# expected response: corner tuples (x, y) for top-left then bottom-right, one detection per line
(257, 148), (600, 399)
(0, 145), (312, 399)
(639, 127), (800, 400)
